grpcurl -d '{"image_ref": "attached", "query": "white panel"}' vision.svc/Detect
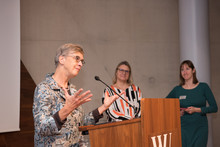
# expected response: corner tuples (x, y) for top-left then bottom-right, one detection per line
(179, 0), (212, 147)
(179, 0), (210, 83)
(0, 0), (20, 132)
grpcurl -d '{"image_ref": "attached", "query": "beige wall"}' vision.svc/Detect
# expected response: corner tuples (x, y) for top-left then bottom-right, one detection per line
(20, 0), (219, 146)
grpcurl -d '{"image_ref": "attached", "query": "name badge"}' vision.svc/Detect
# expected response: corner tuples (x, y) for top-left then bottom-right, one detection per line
(179, 95), (186, 100)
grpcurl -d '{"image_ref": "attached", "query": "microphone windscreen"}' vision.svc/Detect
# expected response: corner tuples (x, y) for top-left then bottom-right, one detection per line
(94, 76), (100, 81)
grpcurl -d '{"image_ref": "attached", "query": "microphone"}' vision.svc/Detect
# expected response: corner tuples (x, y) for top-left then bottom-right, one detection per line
(94, 76), (136, 110)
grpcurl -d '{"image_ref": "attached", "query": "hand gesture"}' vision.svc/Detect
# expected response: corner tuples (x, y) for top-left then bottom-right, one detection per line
(185, 106), (201, 114)
(101, 91), (125, 112)
(63, 88), (93, 111)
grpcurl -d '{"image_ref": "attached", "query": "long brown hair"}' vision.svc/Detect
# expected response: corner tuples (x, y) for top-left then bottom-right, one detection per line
(179, 60), (199, 86)
(112, 61), (133, 85)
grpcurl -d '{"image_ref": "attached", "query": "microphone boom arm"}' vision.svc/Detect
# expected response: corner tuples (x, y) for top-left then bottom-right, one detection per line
(95, 76), (135, 109)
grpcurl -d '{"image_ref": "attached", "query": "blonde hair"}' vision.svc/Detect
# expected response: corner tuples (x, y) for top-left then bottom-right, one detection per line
(112, 61), (133, 85)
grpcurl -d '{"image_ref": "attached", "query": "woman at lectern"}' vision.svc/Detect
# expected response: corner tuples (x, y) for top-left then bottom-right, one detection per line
(166, 60), (218, 147)
(102, 61), (142, 122)
(33, 43), (123, 147)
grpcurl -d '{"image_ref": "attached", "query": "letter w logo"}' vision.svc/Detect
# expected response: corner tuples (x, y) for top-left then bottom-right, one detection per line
(151, 133), (172, 147)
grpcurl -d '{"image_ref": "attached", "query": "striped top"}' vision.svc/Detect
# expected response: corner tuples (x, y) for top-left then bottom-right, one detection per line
(102, 84), (142, 122)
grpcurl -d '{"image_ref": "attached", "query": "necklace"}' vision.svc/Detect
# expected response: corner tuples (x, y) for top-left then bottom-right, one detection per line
(52, 75), (69, 90)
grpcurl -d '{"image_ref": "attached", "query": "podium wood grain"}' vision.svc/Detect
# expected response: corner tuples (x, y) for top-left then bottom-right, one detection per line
(80, 118), (142, 147)
(79, 98), (182, 147)
(141, 98), (182, 147)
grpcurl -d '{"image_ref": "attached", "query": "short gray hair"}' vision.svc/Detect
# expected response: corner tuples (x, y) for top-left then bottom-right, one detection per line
(54, 43), (84, 68)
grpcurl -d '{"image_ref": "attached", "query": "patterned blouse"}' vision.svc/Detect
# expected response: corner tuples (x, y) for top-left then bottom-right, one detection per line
(33, 73), (102, 147)
(102, 84), (142, 122)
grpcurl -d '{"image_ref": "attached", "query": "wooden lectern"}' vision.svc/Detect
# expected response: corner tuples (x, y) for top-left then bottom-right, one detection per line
(79, 98), (182, 147)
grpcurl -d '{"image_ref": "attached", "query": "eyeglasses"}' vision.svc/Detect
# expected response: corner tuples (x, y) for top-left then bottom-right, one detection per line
(117, 68), (129, 74)
(67, 55), (85, 65)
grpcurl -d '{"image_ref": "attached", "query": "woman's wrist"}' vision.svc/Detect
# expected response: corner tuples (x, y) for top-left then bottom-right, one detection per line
(98, 104), (108, 115)
(196, 108), (202, 113)
(59, 106), (71, 121)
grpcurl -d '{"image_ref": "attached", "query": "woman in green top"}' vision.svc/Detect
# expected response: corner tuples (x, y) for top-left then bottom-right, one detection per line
(166, 60), (218, 147)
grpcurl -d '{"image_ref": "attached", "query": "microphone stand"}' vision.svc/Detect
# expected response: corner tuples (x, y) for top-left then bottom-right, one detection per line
(95, 76), (137, 112)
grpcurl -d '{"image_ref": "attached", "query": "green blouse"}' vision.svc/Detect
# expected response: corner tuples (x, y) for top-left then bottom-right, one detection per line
(167, 82), (217, 114)
(166, 82), (218, 147)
